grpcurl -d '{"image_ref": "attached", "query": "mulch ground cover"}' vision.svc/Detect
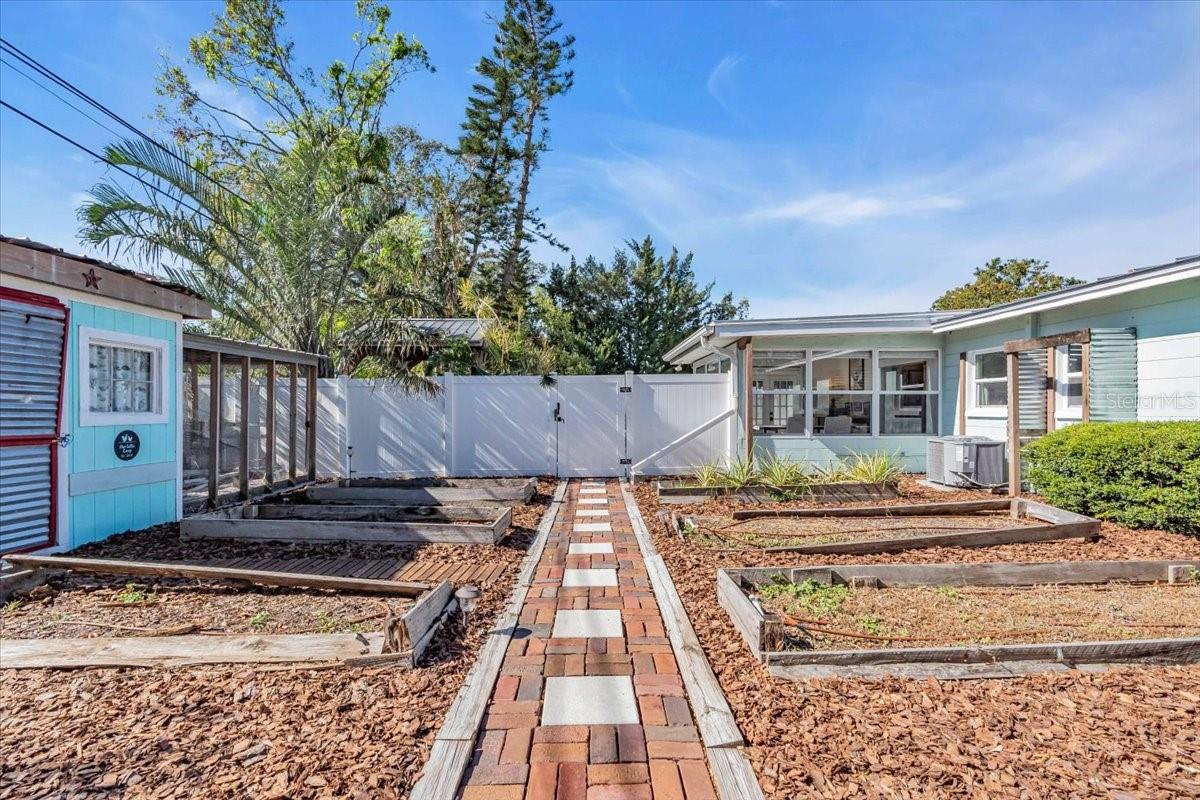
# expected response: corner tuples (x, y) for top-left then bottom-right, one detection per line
(756, 581), (1200, 649)
(0, 480), (555, 800)
(633, 480), (1200, 798)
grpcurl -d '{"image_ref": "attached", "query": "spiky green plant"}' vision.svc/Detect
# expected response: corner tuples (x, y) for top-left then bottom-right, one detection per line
(809, 461), (851, 485)
(756, 454), (808, 488)
(718, 456), (758, 489)
(692, 462), (725, 488)
(843, 452), (905, 485)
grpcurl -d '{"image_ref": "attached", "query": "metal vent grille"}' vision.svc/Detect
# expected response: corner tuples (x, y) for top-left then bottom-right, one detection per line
(0, 297), (66, 436)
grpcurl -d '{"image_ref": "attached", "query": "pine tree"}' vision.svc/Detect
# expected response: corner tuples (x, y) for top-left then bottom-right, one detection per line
(500, 0), (575, 303)
(454, 42), (521, 294)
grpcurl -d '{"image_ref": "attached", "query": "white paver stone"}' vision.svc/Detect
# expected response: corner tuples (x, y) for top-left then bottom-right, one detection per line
(541, 676), (639, 726)
(568, 542), (614, 555)
(580, 488), (606, 494)
(579, 498), (608, 505)
(562, 568), (618, 587)
(551, 609), (624, 638)
(575, 509), (609, 517)
(573, 522), (612, 533)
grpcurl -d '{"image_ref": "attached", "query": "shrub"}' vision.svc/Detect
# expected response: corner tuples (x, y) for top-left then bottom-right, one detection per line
(1023, 421), (1200, 534)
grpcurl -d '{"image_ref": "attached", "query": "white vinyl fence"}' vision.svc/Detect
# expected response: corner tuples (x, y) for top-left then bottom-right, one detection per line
(316, 373), (734, 478)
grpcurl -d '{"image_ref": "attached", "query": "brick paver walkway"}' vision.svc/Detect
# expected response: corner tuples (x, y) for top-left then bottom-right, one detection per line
(458, 480), (718, 800)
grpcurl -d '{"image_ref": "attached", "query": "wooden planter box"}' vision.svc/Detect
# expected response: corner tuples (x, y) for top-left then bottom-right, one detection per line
(717, 561), (1200, 680)
(656, 480), (898, 505)
(182, 504), (512, 545)
(680, 498), (1101, 556)
(310, 477), (536, 506)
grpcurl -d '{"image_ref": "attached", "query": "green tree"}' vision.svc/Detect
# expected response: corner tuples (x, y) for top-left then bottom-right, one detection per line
(932, 258), (1084, 311)
(499, 0), (575, 305)
(539, 236), (748, 374)
(78, 0), (438, 379)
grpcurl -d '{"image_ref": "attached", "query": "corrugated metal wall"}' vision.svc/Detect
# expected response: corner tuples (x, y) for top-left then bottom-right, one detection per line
(1089, 327), (1138, 422)
(1017, 349), (1047, 431)
(0, 294), (65, 552)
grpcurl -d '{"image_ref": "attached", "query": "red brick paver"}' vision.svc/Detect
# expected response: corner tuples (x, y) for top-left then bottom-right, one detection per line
(458, 481), (718, 799)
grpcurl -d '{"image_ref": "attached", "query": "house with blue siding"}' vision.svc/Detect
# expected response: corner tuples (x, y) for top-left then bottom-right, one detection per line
(663, 254), (1200, 472)
(1, 237), (212, 553)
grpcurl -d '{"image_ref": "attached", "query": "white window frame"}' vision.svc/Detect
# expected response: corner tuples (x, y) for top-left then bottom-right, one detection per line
(78, 326), (169, 427)
(967, 347), (1008, 417)
(877, 348), (942, 436)
(1055, 344), (1085, 420)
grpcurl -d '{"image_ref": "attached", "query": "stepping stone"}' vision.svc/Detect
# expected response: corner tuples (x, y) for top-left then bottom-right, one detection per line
(580, 488), (606, 494)
(562, 568), (618, 587)
(551, 609), (624, 638)
(568, 542), (614, 555)
(575, 509), (609, 517)
(541, 676), (639, 726)
(573, 522), (612, 533)
(579, 498), (608, 505)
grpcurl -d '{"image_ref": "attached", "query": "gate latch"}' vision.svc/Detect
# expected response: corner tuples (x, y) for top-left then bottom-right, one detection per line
(618, 386), (631, 393)
(57, 433), (72, 448)
(619, 458), (632, 465)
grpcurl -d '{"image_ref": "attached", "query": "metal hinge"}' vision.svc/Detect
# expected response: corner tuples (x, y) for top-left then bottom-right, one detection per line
(619, 458), (632, 465)
(57, 434), (72, 447)
(618, 386), (631, 393)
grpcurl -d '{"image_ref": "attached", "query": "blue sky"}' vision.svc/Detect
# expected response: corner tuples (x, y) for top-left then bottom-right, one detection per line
(2, 0), (1198, 317)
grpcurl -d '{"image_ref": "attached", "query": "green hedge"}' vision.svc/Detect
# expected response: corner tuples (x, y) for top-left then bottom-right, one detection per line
(1023, 421), (1200, 534)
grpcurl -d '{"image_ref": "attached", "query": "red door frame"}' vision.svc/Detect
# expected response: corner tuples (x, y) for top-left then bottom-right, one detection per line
(0, 285), (70, 551)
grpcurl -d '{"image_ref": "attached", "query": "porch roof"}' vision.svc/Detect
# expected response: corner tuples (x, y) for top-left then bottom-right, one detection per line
(664, 311), (962, 365)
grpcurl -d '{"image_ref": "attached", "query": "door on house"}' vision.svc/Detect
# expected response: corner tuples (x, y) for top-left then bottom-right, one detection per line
(554, 376), (627, 477)
(0, 287), (68, 552)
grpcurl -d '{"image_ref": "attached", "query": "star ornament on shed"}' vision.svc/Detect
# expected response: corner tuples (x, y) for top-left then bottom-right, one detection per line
(82, 268), (102, 289)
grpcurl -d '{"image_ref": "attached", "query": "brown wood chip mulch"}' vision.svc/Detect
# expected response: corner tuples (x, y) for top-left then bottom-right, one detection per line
(633, 481), (1200, 799)
(0, 480), (556, 800)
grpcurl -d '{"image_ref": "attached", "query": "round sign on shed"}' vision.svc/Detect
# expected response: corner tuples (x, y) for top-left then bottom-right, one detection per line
(113, 429), (140, 461)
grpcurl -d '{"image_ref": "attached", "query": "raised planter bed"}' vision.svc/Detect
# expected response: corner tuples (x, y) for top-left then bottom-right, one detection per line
(1, 580), (456, 670)
(309, 477), (536, 506)
(717, 560), (1200, 680)
(656, 479), (898, 505)
(676, 498), (1099, 555)
(182, 504), (511, 545)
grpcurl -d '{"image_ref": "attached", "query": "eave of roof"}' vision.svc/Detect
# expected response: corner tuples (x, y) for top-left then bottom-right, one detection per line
(663, 311), (960, 364)
(931, 254), (1200, 333)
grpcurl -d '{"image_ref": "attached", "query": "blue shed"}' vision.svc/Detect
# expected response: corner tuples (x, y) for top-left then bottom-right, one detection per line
(0, 236), (212, 553)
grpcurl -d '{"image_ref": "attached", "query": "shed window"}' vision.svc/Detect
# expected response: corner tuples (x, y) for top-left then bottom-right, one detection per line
(879, 350), (939, 434)
(79, 327), (168, 426)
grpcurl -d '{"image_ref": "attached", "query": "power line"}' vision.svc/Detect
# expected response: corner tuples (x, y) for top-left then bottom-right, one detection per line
(0, 55), (127, 142)
(0, 37), (250, 206)
(0, 99), (217, 226)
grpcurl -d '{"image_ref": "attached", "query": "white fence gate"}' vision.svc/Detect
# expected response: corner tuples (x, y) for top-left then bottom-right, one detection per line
(317, 373), (733, 478)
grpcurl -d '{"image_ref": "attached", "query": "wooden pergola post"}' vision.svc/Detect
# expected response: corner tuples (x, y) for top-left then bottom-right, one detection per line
(264, 360), (275, 491)
(306, 365), (318, 482)
(207, 352), (221, 508)
(238, 356), (250, 500)
(1006, 351), (1020, 505)
(288, 365), (298, 484)
(1045, 345), (1056, 433)
(957, 352), (967, 435)
(739, 338), (754, 460)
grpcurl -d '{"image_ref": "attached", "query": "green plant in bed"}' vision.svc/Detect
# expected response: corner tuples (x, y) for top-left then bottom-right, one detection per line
(843, 452), (905, 484)
(719, 456), (758, 489)
(692, 462), (725, 488)
(115, 583), (147, 604)
(757, 455), (809, 488)
(758, 577), (849, 617)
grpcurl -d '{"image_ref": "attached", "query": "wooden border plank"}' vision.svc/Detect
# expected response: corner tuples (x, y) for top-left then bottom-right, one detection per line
(409, 481), (566, 800)
(732, 498), (1012, 520)
(180, 508), (508, 546)
(765, 637), (1200, 667)
(762, 519), (1098, 555)
(716, 569), (765, 659)
(3, 555), (431, 597)
(0, 632), (383, 670)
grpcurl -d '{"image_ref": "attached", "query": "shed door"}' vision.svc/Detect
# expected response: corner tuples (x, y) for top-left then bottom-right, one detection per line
(0, 288), (67, 552)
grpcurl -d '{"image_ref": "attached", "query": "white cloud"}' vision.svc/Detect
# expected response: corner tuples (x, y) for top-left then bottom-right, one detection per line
(705, 55), (742, 114)
(745, 192), (963, 226)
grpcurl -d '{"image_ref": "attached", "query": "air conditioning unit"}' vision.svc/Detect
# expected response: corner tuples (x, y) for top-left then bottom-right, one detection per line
(926, 436), (1007, 488)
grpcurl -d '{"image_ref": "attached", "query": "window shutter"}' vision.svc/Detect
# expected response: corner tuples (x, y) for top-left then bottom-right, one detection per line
(1017, 349), (1047, 431)
(1088, 327), (1138, 421)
